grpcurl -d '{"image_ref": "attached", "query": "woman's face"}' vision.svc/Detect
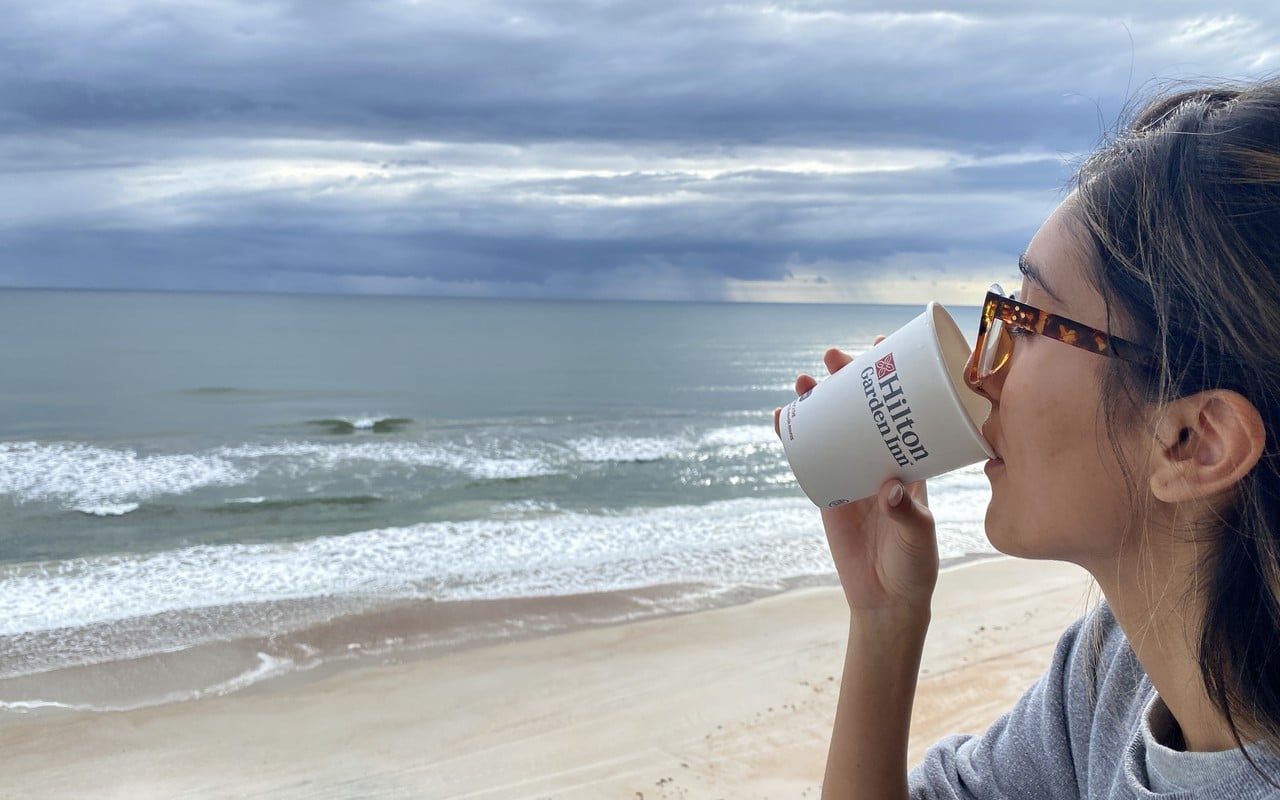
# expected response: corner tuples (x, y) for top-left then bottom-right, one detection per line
(973, 198), (1150, 569)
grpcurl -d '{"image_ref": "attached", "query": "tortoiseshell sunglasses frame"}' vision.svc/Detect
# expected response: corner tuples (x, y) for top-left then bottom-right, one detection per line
(966, 287), (1154, 389)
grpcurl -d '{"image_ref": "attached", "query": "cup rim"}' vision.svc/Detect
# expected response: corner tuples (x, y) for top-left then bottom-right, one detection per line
(924, 301), (995, 459)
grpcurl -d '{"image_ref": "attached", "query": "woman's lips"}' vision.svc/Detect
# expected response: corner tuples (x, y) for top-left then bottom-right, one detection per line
(985, 439), (1005, 469)
(982, 430), (1004, 469)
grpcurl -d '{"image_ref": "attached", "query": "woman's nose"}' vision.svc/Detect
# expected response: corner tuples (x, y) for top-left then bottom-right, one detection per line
(963, 349), (1006, 402)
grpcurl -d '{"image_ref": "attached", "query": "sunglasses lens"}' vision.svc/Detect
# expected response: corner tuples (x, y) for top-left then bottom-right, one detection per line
(977, 317), (1013, 381)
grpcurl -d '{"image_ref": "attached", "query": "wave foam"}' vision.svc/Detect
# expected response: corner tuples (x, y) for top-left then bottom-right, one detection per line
(0, 422), (777, 512)
(74, 502), (141, 517)
(196, 651), (301, 699)
(0, 442), (247, 511)
(307, 416), (413, 434)
(0, 493), (995, 639)
(568, 435), (688, 463)
(568, 424), (776, 464)
(216, 440), (557, 481)
(0, 651), (305, 715)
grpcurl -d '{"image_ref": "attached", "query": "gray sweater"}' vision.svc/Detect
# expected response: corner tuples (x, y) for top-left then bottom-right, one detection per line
(909, 605), (1280, 798)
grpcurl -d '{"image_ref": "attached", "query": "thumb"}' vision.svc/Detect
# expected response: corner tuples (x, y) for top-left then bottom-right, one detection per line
(882, 480), (937, 556)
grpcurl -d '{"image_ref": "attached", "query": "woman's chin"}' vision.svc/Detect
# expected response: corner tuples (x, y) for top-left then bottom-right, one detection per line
(982, 510), (1037, 559)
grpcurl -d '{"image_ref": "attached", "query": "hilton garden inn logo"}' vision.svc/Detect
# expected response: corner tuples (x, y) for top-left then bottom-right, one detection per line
(861, 353), (930, 467)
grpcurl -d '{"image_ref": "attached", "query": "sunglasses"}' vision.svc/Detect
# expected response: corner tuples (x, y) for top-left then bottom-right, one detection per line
(966, 284), (1154, 389)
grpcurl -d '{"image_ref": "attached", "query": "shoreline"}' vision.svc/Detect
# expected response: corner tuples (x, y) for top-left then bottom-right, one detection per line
(1, 556), (1092, 799)
(0, 552), (1004, 722)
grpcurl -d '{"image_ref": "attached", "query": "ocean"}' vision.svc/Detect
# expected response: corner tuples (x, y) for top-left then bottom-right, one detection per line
(0, 289), (995, 715)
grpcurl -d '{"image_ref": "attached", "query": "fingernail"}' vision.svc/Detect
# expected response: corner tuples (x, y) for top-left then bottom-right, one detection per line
(887, 482), (905, 508)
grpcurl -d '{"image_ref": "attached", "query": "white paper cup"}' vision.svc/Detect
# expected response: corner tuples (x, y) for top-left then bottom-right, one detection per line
(779, 302), (993, 508)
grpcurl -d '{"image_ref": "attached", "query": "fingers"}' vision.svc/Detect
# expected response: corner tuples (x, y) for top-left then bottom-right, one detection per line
(885, 479), (930, 520)
(778, 341), (883, 438)
(906, 478), (927, 507)
(823, 347), (854, 376)
(777, 373), (819, 438)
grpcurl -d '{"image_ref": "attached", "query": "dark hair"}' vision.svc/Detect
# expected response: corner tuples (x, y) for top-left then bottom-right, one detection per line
(1072, 78), (1280, 759)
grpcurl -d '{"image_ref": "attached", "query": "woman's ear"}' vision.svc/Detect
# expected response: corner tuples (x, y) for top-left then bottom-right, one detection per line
(1149, 390), (1265, 503)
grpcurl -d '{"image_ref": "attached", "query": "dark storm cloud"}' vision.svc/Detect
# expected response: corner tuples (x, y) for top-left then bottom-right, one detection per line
(0, 2), (1137, 148)
(2, 1), (1279, 301)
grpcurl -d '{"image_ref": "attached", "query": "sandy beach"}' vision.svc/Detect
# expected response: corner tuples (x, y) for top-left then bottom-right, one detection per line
(1, 557), (1092, 799)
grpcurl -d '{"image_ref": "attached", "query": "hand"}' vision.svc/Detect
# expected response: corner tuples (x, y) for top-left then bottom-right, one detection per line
(775, 345), (939, 614)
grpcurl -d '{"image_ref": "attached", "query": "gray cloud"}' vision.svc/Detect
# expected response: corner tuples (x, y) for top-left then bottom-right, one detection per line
(2, 1), (1279, 302)
(0, 3), (1137, 148)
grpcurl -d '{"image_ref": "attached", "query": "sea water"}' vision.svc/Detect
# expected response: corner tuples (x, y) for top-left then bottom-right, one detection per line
(0, 289), (994, 714)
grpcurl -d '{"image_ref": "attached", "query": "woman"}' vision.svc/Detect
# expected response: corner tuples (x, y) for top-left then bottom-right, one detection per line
(780, 79), (1280, 798)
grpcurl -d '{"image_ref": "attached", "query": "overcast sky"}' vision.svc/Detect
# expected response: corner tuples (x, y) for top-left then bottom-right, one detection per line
(2, 1), (1279, 304)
